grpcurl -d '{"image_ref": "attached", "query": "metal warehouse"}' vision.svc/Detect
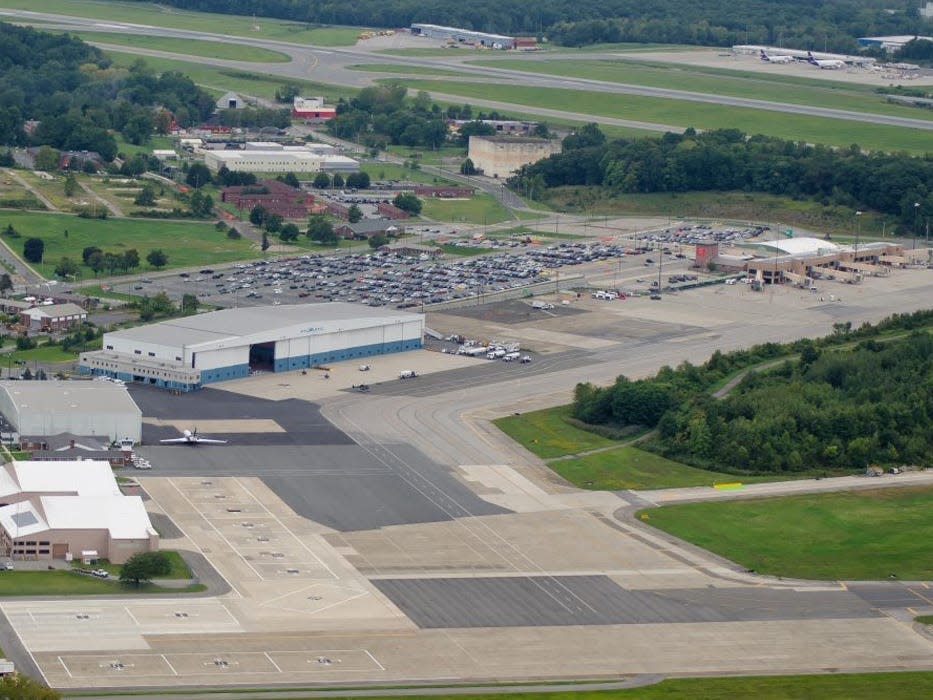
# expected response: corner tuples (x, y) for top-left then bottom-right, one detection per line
(0, 382), (142, 444)
(410, 23), (515, 49)
(80, 303), (424, 391)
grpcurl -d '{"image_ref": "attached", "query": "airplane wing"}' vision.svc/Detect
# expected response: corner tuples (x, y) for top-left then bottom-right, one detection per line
(159, 437), (190, 444)
(195, 437), (228, 444)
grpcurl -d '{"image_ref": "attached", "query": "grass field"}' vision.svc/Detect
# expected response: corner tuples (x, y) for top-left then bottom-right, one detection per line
(421, 194), (514, 225)
(472, 58), (933, 122)
(550, 446), (792, 490)
(643, 486), (933, 580)
(0, 0), (364, 46)
(0, 210), (254, 278)
(493, 406), (617, 460)
(71, 551), (192, 579)
(361, 673), (933, 699)
(0, 570), (205, 595)
(391, 80), (933, 153)
(359, 162), (450, 185)
(917, 616), (933, 625)
(66, 31), (290, 63)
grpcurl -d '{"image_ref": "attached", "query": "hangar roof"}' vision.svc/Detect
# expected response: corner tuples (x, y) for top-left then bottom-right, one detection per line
(108, 303), (423, 352)
(0, 495), (154, 540)
(0, 381), (141, 417)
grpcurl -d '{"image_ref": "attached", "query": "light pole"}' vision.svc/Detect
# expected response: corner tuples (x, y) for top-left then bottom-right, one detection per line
(854, 210), (862, 262)
(914, 201), (921, 250)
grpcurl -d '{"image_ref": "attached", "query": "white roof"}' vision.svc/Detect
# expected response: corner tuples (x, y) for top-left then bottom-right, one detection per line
(0, 500), (47, 537)
(0, 381), (141, 417)
(0, 460), (120, 499)
(751, 237), (840, 256)
(23, 303), (86, 319)
(41, 495), (154, 539)
(106, 302), (423, 353)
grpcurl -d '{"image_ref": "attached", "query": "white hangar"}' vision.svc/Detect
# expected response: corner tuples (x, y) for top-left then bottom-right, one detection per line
(0, 382), (142, 444)
(80, 303), (424, 391)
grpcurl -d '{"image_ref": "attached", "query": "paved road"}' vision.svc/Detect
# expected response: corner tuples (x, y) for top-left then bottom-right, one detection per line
(10, 10), (933, 133)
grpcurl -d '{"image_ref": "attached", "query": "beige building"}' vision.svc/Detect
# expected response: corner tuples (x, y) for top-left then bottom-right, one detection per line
(468, 135), (562, 179)
(0, 460), (158, 563)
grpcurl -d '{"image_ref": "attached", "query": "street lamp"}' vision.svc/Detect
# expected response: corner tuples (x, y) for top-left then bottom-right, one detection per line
(914, 201), (921, 250)
(854, 210), (862, 262)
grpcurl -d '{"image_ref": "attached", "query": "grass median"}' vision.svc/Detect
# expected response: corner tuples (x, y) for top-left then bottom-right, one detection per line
(641, 486), (933, 580)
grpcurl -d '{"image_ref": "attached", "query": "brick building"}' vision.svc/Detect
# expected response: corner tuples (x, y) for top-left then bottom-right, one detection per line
(221, 179), (315, 219)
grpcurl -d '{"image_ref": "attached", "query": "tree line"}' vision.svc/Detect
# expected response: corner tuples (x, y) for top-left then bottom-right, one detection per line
(113, 0), (931, 50)
(572, 310), (933, 474)
(0, 23), (215, 157)
(511, 124), (933, 230)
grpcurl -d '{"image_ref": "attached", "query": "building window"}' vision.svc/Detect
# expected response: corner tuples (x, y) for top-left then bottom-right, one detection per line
(134, 350), (141, 355)
(148, 352), (155, 357)
(106, 345), (113, 350)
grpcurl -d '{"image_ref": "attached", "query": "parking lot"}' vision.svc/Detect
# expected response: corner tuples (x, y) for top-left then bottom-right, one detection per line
(133, 235), (706, 312)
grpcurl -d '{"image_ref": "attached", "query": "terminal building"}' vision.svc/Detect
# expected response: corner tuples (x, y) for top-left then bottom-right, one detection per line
(203, 142), (359, 173)
(80, 303), (425, 391)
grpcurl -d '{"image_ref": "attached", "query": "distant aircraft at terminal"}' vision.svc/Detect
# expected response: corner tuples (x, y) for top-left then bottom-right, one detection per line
(807, 51), (846, 69)
(760, 50), (794, 64)
(159, 428), (228, 445)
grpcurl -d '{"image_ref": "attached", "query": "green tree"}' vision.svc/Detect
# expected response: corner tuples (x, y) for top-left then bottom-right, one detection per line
(119, 551), (172, 587)
(134, 184), (156, 206)
(23, 237), (44, 263)
(3, 224), (19, 239)
(146, 249), (168, 269)
(331, 173), (344, 189)
(368, 233), (389, 249)
(264, 213), (284, 233)
(189, 190), (214, 217)
(460, 158), (477, 175)
(54, 257), (79, 279)
(226, 227), (242, 240)
(307, 215), (336, 244)
(261, 231), (270, 252)
(63, 172), (77, 197)
(0, 274), (12, 293)
(393, 192), (422, 215)
(249, 205), (268, 227)
(347, 204), (363, 223)
(185, 162), (212, 188)
(279, 223), (300, 242)
(181, 293), (198, 315)
(123, 249), (140, 272)
(312, 172), (331, 189)
(281, 172), (300, 189)
(34, 146), (60, 172)
(345, 171), (370, 189)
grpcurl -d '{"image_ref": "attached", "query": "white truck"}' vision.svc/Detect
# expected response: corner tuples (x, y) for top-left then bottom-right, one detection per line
(503, 352), (521, 362)
(531, 300), (554, 310)
(399, 369), (418, 379)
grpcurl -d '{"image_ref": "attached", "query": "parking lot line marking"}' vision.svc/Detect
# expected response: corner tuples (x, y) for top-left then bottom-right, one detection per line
(161, 654), (178, 676)
(263, 652), (282, 673)
(57, 656), (73, 678)
(363, 649), (385, 671)
(232, 477), (338, 580)
(123, 606), (139, 627)
(167, 478), (257, 588)
(145, 479), (242, 598)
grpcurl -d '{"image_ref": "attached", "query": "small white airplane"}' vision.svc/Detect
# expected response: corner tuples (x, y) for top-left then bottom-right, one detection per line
(760, 50), (794, 64)
(807, 52), (845, 69)
(159, 429), (227, 446)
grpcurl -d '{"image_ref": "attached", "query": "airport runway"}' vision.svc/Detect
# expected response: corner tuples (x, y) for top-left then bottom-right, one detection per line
(7, 10), (933, 132)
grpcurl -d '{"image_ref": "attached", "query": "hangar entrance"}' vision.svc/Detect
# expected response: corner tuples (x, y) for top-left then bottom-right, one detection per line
(249, 341), (276, 372)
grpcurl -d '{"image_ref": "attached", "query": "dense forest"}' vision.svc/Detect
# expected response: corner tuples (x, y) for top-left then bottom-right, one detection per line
(510, 125), (933, 229)
(118, 0), (930, 50)
(572, 311), (933, 473)
(0, 23), (215, 158)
